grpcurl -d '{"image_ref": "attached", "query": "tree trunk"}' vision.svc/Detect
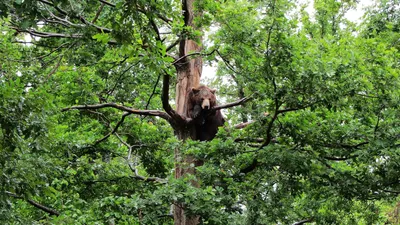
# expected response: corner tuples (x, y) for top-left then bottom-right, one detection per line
(173, 0), (202, 224)
(175, 0), (202, 117)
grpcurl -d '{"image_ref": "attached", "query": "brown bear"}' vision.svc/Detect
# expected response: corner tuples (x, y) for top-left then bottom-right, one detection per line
(187, 85), (225, 141)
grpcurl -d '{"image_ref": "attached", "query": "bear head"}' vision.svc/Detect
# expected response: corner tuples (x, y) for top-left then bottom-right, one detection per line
(191, 85), (217, 110)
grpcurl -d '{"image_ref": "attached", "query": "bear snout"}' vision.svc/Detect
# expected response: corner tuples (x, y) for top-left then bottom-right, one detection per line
(202, 99), (210, 110)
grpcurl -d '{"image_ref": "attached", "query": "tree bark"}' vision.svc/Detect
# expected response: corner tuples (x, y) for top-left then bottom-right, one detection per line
(173, 0), (202, 224)
(175, 0), (202, 117)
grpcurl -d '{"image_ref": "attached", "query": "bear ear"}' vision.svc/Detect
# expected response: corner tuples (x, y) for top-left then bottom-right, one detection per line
(192, 87), (200, 94)
(210, 89), (216, 94)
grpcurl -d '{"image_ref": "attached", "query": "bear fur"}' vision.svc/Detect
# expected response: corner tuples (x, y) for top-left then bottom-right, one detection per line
(187, 85), (225, 141)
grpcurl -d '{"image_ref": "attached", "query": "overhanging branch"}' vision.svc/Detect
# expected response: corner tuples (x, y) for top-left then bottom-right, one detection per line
(62, 103), (172, 122)
(213, 96), (252, 111)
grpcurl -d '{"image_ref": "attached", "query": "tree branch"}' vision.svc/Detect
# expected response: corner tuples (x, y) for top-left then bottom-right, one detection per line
(5, 191), (60, 216)
(323, 155), (358, 161)
(61, 103), (172, 122)
(11, 27), (83, 38)
(114, 133), (167, 184)
(292, 218), (313, 225)
(162, 73), (186, 125)
(136, 6), (173, 24)
(47, 55), (63, 78)
(216, 50), (238, 74)
(172, 49), (217, 66)
(149, 18), (161, 41)
(92, 2), (105, 23)
(321, 141), (369, 150)
(213, 96), (252, 111)
(39, 0), (112, 33)
(166, 39), (180, 52)
(234, 121), (254, 129)
(78, 15), (112, 33)
(99, 0), (115, 7)
(100, 0), (172, 24)
(94, 112), (131, 145)
(38, 0), (68, 16)
(146, 74), (162, 110)
(241, 87), (280, 174)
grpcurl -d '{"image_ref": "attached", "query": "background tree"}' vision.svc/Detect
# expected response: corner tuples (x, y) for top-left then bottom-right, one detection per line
(1, 0), (399, 224)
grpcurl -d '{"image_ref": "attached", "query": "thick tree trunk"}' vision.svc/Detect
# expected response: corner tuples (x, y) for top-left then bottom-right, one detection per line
(175, 38), (202, 116)
(173, 0), (202, 224)
(175, 0), (202, 116)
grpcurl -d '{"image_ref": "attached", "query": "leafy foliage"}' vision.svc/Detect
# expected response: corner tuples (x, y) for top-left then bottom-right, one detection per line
(0, 0), (399, 224)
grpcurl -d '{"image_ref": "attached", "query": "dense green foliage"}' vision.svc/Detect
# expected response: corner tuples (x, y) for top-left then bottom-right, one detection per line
(1, 0), (399, 224)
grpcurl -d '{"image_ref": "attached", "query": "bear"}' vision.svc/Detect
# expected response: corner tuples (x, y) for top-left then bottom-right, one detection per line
(186, 85), (225, 141)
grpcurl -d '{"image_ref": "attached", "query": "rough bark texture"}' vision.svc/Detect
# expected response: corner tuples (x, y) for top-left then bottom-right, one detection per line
(175, 39), (202, 116)
(173, 0), (202, 224)
(175, 0), (202, 117)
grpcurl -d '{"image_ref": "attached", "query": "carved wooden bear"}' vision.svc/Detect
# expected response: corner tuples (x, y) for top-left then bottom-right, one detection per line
(187, 85), (225, 141)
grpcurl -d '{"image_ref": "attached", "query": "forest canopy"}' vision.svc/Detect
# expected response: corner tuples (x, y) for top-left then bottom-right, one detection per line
(0, 0), (399, 224)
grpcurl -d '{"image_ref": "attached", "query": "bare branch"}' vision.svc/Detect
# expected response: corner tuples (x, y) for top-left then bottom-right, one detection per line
(240, 95), (280, 174)
(162, 73), (186, 124)
(101, 0), (172, 24)
(61, 103), (172, 122)
(172, 49), (216, 65)
(114, 133), (167, 183)
(92, 2), (105, 23)
(149, 18), (161, 41)
(136, 6), (173, 24)
(323, 156), (358, 161)
(216, 50), (238, 73)
(166, 39), (180, 52)
(47, 55), (63, 78)
(38, 0), (68, 16)
(11, 27), (83, 38)
(292, 218), (313, 225)
(234, 121), (253, 129)
(162, 73), (173, 114)
(146, 74), (162, 110)
(234, 138), (265, 143)
(99, 0), (115, 7)
(321, 141), (369, 150)
(5, 191), (60, 216)
(213, 96), (252, 111)
(38, 0), (111, 33)
(94, 112), (131, 145)
(78, 15), (112, 33)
